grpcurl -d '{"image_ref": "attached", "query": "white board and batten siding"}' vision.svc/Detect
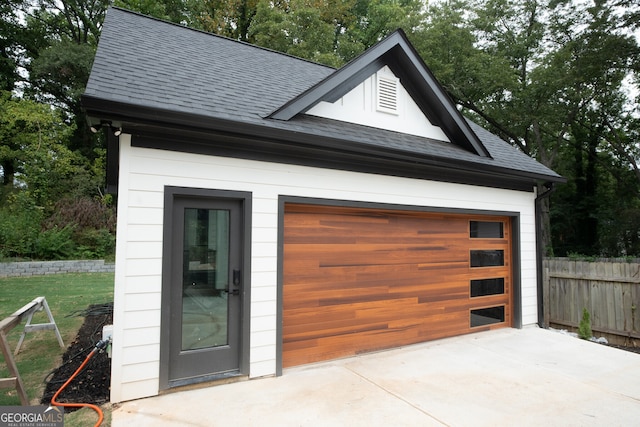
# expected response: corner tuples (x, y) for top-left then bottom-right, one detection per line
(306, 66), (451, 142)
(110, 134), (539, 402)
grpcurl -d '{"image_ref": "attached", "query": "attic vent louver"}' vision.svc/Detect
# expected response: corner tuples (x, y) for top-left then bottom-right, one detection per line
(376, 72), (399, 115)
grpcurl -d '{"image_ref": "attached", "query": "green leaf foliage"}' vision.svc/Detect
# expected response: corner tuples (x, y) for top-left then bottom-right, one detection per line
(249, 0), (424, 66)
(0, 192), (44, 259)
(29, 40), (96, 114)
(33, 225), (77, 260)
(578, 307), (592, 340)
(0, 0), (22, 91)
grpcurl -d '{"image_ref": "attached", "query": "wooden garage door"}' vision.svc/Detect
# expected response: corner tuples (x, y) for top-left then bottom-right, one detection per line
(283, 204), (512, 368)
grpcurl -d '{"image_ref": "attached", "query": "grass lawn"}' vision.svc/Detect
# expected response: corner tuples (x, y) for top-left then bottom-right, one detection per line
(0, 272), (114, 426)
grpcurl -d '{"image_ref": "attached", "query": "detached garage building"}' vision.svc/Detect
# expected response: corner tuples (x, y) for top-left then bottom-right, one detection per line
(83, 8), (564, 402)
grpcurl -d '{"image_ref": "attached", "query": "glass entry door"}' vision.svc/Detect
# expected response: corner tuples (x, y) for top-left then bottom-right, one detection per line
(168, 196), (243, 385)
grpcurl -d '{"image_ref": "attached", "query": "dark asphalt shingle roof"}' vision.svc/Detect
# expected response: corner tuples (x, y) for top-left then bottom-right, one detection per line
(86, 8), (333, 121)
(84, 7), (563, 183)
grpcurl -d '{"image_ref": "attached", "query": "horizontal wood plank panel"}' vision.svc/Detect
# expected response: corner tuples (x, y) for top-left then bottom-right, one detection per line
(283, 204), (511, 367)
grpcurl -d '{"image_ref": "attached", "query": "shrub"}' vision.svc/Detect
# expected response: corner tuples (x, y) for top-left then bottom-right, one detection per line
(43, 196), (116, 259)
(567, 253), (597, 262)
(75, 228), (116, 259)
(0, 194), (116, 261)
(33, 225), (77, 260)
(0, 192), (43, 259)
(578, 308), (592, 340)
(44, 197), (116, 233)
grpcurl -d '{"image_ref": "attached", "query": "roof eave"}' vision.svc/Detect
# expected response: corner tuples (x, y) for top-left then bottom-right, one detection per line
(82, 95), (564, 188)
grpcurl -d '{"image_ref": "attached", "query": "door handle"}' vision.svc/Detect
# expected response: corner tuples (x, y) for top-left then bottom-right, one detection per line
(224, 269), (241, 296)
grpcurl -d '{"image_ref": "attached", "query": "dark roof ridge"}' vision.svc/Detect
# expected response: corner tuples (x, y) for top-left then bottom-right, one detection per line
(107, 6), (337, 71)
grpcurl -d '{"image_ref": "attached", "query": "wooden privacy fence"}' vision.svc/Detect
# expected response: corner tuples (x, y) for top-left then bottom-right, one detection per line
(0, 297), (64, 405)
(543, 258), (640, 343)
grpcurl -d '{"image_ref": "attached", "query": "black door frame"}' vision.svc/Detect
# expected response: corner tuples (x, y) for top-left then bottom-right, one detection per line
(159, 186), (252, 390)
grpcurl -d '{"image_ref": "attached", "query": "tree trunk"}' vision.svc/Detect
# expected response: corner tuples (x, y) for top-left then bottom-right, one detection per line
(537, 183), (553, 256)
(1, 159), (15, 187)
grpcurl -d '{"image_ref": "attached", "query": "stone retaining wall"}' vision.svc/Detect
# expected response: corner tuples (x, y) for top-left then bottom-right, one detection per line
(0, 260), (115, 278)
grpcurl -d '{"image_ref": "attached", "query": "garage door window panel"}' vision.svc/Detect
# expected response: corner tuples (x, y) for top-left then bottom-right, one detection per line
(470, 221), (504, 238)
(470, 278), (505, 297)
(470, 306), (505, 327)
(470, 250), (505, 267)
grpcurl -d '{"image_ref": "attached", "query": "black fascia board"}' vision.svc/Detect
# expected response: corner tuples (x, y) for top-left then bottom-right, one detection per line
(81, 95), (563, 188)
(266, 58), (383, 121)
(318, 58), (386, 104)
(130, 126), (537, 192)
(267, 29), (491, 159)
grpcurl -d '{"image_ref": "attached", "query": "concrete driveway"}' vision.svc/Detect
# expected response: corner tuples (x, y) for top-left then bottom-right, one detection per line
(112, 327), (640, 426)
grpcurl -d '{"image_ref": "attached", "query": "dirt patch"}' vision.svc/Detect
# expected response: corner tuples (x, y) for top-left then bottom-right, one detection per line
(41, 303), (112, 412)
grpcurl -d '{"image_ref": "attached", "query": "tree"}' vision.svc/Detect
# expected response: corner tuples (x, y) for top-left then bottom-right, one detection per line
(413, 1), (517, 118)
(414, 0), (640, 257)
(542, 1), (639, 255)
(29, 41), (96, 114)
(352, 0), (424, 48)
(24, 0), (107, 45)
(249, 0), (424, 67)
(115, 0), (259, 41)
(0, 90), (111, 260)
(611, 0), (640, 30)
(17, 1), (110, 157)
(192, 0), (259, 41)
(0, 91), (98, 204)
(249, 0), (342, 66)
(114, 0), (192, 25)
(0, 1), (22, 91)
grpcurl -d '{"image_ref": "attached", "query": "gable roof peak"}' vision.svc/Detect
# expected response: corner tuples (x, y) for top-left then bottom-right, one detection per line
(268, 28), (491, 158)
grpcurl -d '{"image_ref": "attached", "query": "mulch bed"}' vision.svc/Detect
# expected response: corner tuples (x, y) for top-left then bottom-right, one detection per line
(41, 303), (112, 412)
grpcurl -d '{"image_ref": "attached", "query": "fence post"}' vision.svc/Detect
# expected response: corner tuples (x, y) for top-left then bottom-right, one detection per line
(543, 267), (550, 328)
